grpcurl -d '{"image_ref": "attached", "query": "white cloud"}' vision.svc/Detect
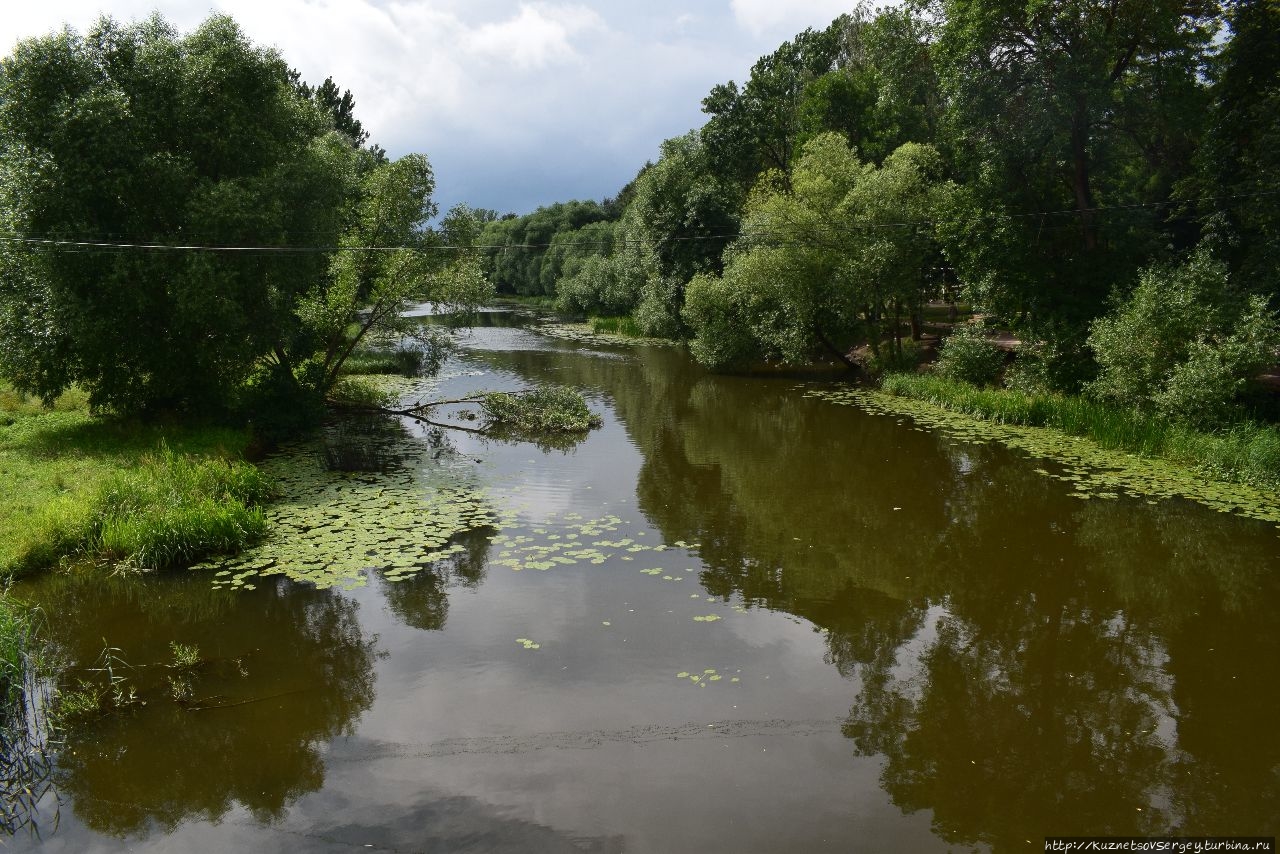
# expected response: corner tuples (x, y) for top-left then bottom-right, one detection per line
(466, 3), (603, 69)
(0, 1), (868, 214)
(728, 0), (851, 36)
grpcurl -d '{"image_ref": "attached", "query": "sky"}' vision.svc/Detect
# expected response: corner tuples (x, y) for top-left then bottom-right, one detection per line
(0, 1), (859, 218)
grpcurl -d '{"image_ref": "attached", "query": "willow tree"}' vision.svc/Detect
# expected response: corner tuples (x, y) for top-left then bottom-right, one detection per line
(684, 134), (953, 370)
(0, 14), (353, 413)
(0, 14), (486, 419)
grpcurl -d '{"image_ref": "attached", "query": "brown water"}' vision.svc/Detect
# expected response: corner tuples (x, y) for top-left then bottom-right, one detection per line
(10, 309), (1280, 852)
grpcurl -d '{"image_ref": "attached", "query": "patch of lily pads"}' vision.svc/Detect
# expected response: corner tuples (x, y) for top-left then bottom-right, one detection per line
(530, 322), (678, 349)
(194, 431), (505, 591)
(483, 513), (701, 573)
(805, 386), (1280, 527)
(675, 668), (741, 686)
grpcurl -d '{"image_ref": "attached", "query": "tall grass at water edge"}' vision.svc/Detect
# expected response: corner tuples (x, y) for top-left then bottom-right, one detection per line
(878, 373), (1280, 490)
(0, 593), (35, 707)
(2, 382), (271, 577)
(590, 316), (644, 337)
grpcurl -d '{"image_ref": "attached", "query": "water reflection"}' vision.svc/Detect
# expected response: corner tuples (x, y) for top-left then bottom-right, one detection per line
(377, 528), (490, 632)
(27, 574), (378, 838)
(469, 321), (1280, 848)
(10, 311), (1279, 851)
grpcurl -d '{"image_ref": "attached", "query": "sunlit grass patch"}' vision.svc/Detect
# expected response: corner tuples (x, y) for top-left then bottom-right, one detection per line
(1, 382), (264, 577)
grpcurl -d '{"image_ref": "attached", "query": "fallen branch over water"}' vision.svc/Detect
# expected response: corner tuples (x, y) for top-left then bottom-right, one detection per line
(339, 387), (602, 436)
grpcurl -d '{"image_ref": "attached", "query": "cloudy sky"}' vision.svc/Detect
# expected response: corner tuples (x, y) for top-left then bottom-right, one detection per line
(0, 1), (857, 218)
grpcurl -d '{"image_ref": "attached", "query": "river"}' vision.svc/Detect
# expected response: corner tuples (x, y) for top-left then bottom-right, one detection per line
(10, 307), (1279, 852)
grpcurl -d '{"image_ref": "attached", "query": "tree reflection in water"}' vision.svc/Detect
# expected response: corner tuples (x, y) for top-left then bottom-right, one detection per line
(474, 334), (1280, 847)
(31, 573), (378, 838)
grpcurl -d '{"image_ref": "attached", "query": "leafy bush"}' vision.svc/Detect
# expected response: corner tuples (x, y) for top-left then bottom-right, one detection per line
(1087, 248), (1280, 427)
(480, 387), (601, 433)
(934, 321), (1005, 385)
(1003, 325), (1095, 395)
(684, 273), (762, 370)
(1151, 297), (1280, 427)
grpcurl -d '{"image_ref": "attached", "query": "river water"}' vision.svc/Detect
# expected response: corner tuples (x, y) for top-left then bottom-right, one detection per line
(10, 309), (1280, 852)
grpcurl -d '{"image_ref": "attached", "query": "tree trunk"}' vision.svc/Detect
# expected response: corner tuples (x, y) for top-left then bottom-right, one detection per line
(815, 324), (857, 371)
(1070, 103), (1098, 251)
(892, 301), (903, 356)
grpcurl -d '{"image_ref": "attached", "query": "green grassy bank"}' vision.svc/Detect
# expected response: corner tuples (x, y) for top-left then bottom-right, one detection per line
(0, 383), (271, 579)
(878, 373), (1280, 491)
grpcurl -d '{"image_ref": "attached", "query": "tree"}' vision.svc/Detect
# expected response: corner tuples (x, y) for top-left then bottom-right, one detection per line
(701, 20), (844, 188)
(932, 0), (1218, 327)
(684, 135), (954, 369)
(0, 14), (349, 413)
(475, 200), (611, 296)
(617, 132), (743, 337)
(1187, 0), (1280, 300)
(0, 14), (482, 419)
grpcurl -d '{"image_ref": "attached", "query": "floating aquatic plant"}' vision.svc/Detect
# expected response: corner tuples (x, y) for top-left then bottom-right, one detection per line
(805, 386), (1280, 527)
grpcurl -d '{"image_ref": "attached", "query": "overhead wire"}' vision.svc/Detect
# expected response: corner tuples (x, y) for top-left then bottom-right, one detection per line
(0, 187), (1272, 256)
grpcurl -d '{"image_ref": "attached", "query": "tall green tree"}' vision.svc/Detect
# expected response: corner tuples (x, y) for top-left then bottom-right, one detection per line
(1187, 0), (1280, 300)
(0, 14), (348, 413)
(0, 14), (479, 418)
(622, 132), (744, 337)
(932, 0), (1218, 326)
(684, 134), (953, 369)
(701, 22), (844, 189)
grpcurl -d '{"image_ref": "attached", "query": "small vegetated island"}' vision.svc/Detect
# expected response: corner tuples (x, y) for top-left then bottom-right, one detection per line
(1, 0), (1279, 845)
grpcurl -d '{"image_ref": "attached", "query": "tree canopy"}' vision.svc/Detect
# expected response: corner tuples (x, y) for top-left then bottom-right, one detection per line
(0, 14), (487, 418)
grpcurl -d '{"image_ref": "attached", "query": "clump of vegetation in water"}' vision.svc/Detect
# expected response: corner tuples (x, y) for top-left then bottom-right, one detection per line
(1, 594), (55, 840)
(590, 316), (644, 338)
(340, 347), (426, 377)
(480, 387), (602, 433)
(327, 376), (395, 410)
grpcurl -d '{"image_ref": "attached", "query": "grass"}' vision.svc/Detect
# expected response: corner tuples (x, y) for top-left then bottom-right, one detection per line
(590, 315), (644, 337)
(338, 347), (424, 377)
(1, 381), (269, 578)
(0, 592), (36, 707)
(879, 373), (1280, 490)
(496, 294), (558, 310)
(327, 375), (394, 409)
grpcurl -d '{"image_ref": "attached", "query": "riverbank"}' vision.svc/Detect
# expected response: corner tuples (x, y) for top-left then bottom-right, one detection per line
(0, 383), (268, 580)
(875, 373), (1280, 491)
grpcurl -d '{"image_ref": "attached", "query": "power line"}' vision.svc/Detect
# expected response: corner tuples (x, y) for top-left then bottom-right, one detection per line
(0, 187), (1273, 255)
